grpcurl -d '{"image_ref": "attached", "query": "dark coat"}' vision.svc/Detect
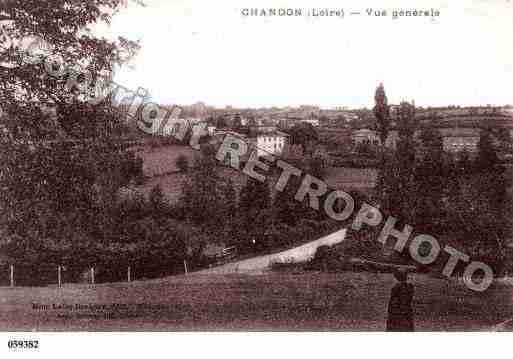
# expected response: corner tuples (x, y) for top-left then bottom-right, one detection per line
(386, 282), (414, 331)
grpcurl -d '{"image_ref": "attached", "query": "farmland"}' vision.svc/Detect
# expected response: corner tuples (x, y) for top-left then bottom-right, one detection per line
(134, 144), (378, 203)
(132, 144), (197, 177)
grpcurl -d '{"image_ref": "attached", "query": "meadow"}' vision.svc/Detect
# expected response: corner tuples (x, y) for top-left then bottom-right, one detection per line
(134, 144), (378, 203)
(0, 271), (511, 331)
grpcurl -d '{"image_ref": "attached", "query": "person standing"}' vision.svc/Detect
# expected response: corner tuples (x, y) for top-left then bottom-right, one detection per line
(386, 270), (414, 331)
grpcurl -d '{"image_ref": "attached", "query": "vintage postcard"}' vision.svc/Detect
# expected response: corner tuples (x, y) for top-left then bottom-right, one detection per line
(0, 0), (513, 351)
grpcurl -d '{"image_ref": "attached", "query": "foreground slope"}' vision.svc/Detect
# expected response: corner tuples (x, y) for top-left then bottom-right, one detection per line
(1, 271), (512, 331)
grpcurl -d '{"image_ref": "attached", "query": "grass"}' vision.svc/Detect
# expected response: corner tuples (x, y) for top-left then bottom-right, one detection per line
(134, 144), (197, 178)
(324, 167), (377, 194)
(134, 143), (379, 204)
(0, 271), (512, 331)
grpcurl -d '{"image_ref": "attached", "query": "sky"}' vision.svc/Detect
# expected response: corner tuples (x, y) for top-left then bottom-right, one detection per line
(98, 0), (513, 109)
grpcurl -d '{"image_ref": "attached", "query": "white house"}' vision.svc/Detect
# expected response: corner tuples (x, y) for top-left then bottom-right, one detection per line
(440, 128), (481, 153)
(152, 118), (203, 137)
(351, 129), (380, 146)
(300, 118), (320, 127)
(250, 131), (290, 157)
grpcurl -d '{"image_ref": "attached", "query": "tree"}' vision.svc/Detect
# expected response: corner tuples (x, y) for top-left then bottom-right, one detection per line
(382, 102), (417, 223)
(442, 130), (507, 269)
(180, 149), (232, 234)
(216, 117), (227, 129)
(475, 130), (500, 171)
(274, 175), (305, 226)
(373, 83), (391, 145)
(457, 150), (472, 173)
(239, 177), (272, 245)
(0, 1), (141, 266)
(475, 130), (506, 239)
(246, 116), (257, 127)
(309, 155), (327, 180)
(175, 154), (189, 172)
(232, 114), (242, 128)
(287, 122), (319, 153)
(415, 128), (444, 230)
(0, 0), (140, 138)
(373, 84), (391, 203)
(222, 178), (238, 227)
(148, 184), (167, 218)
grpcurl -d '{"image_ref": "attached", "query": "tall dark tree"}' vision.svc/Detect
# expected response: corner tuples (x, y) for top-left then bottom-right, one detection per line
(373, 83), (391, 203)
(286, 122), (319, 153)
(475, 130), (506, 238)
(232, 114), (242, 128)
(274, 175), (305, 226)
(457, 150), (472, 173)
(382, 102), (417, 223)
(475, 130), (500, 171)
(415, 128), (444, 230)
(373, 83), (391, 145)
(148, 184), (168, 219)
(180, 151), (222, 230)
(239, 177), (272, 229)
(216, 116), (227, 129)
(309, 155), (327, 180)
(223, 178), (238, 224)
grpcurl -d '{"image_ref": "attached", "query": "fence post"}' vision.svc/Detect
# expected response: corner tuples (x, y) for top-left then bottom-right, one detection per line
(10, 265), (14, 288)
(91, 267), (95, 285)
(58, 265), (62, 288)
(127, 266), (131, 283)
(183, 259), (188, 274)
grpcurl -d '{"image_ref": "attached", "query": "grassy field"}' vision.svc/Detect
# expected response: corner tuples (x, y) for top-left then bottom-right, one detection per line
(324, 167), (377, 194)
(138, 167), (248, 204)
(134, 144), (197, 177)
(1, 272), (512, 331)
(135, 144), (378, 204)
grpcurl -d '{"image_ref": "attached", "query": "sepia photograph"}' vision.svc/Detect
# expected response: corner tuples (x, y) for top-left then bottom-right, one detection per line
(0, 0), (513, 352)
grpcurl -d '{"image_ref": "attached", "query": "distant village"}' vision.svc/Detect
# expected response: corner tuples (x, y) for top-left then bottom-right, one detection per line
(145, 102), (513, 160)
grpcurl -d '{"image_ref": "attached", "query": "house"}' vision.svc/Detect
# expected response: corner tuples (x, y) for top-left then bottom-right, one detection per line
(282, 143), (304, 160)
(248, 125), (278, 135)
(248, 130), (290, 157)
(442, 136), (480, 153)
(207, 125), (216, 136)
(439, 128), (481, 153)
(351, 126), (483, 153)
(351, 129), (380, 146)
(300, 118), (320, 127)
(154, 118), (203, 137)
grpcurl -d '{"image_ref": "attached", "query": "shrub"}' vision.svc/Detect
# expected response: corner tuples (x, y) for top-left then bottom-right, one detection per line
(318, 219), (340, 234)
(299, 219), (321, 232)
(306, 245), (341, 271)
(175, 154), (189, 172)
(270, 258), (304, 272)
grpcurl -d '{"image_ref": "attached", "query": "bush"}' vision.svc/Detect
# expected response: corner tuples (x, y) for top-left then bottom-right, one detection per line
(289, 224), (315, 245)
(148, 137), (162, 149)
(262, 226), (288, 250)
(270, 258), (304, 272)
(299, 219), (321, 232)
(318, 219), (341, 234)
(306, 245), (341, 271)
(340, 230), (383, 260)
(175, 154), (189, 172)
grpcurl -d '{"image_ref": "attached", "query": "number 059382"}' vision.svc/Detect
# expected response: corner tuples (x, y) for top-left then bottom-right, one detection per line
(7, 340), (39, 350)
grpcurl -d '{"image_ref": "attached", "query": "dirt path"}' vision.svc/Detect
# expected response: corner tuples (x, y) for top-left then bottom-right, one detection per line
(199, 229), (347, 274)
